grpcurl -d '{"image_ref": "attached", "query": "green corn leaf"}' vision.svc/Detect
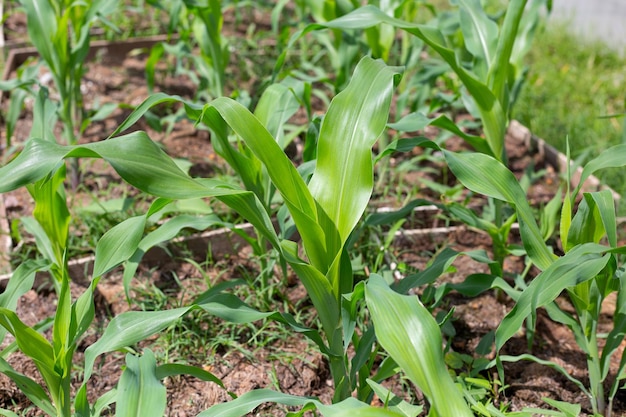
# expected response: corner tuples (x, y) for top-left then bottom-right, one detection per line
(0, 357), (55, 416)
(0, 133), (280, 258)
(27, 165), (70, 267)
(122, 214), (224, 297)
(387, 112), (490, 155)
(71, 279), (98, 345)
(116, 349), (166, 417)
(288, 5), (507, 160)
(280, 240), (339, 339)
(20, 0), (59, 74)
(92, 389), (118, 417)
(457, 0), (498, 66)
(156, 363), (225, 391)
(600, 274), (626, 382)
(495, 244), (611, 351)
(366, 379), (423, 417)
(539, 187), (562, 241)
(29, 87), (58, 143)
(83, 307), (193, 381)
(567, 192), (614, 251)
(575, 143), (626, 197)
(93, 215), (147, 277)
(0, 259), (47, 344)
(442, 150), (553, 270)
(198, 98), (328, 269)
(0, 308), (60, 399)
(540, 397), (582, 417)
(487, 0), (528, 109)
(109, 93), (187, 138)
(365, 274), (473, 417)
(197, 389), (404, 417)
(590, 190), (617, 248)
(254, 81), (301, 149)
(308, 57), (400, 257)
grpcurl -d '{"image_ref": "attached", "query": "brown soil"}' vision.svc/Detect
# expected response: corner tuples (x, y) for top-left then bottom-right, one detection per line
(1, 10), (626, 417)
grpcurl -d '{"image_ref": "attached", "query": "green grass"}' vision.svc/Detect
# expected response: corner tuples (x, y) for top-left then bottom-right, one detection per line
(513, 20), (626, 206)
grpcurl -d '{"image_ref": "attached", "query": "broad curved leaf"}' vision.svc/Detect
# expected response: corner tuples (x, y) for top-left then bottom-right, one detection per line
(365, 275), (473, 417)
(116, 350), (166, 417)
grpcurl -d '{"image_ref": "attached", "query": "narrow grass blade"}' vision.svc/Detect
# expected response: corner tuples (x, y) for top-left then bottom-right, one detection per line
(116, 350), (166, 417)
(365, 275), (473, 417)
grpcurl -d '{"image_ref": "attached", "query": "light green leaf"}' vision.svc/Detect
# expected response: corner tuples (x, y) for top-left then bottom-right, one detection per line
(197, 389), (404, 417)
(0, 357), (55, 416)
(0, 259), (47, 344)
(366, 379), (423, 417)
(365, 275), (473, 417)
(442, 150), (553, 270)
(116, 350), (166, 417)
(199, 99), (326, 269)
(0, 308), (60, 399)
(83, 307), (193, 381)
(294, 5), (506, 160)
(309, 57), (400, 259)
(457, 0), (498, 65)
(93, 215), (146, 277)
(495, 244), (611, 351)
(122, 214), (224, 297)
(575, 144), (626, 197)
(156, 363), (226, 390)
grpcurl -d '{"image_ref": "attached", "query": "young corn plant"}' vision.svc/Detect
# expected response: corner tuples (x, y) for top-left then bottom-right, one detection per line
(0, 56), (446, 414)
(293, 0), (551, 271)
(18, 0), (119, 186)
(0, 92), (229, 417)
(146, 0), (229, 101)
(110, 56), (403, 402)
(429, 140), (626, 416)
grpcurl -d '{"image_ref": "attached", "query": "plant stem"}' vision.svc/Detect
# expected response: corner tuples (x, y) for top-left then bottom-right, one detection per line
(328, 329), (352, 403)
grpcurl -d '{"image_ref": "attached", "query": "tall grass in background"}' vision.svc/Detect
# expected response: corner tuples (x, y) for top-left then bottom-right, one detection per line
(513, 20), (626, 207)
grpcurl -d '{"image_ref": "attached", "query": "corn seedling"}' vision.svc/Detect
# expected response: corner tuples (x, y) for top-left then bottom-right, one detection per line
(0, 55), (439, 413)
(293, 0), (550, 272)
(17, 0), (120, 187)
(146, 0), (229, 101)
(434, 141), (626, 416)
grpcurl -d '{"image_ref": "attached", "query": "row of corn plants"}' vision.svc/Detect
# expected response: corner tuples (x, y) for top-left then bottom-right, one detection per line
(0, 0), (625, 416)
